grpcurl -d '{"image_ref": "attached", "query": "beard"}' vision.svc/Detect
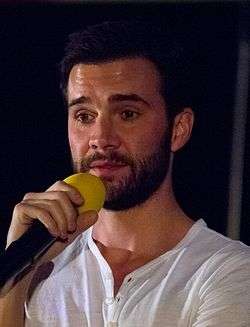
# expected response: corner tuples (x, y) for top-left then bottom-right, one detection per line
(71, 132), (171, 211)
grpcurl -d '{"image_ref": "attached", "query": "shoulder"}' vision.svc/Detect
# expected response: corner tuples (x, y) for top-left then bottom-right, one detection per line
(188, 225), (250, 327)
(182, 220), (250, 288)
(184, 221), (250, 326)
(187, 219), (250, 264)
(189, 220), (250, 298)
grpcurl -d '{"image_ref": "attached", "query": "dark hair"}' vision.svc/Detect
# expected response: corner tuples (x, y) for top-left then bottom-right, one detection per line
(60, 20), (193, 121)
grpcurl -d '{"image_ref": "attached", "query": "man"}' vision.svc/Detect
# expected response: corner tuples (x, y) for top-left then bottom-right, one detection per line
(0, 20), (249, 326)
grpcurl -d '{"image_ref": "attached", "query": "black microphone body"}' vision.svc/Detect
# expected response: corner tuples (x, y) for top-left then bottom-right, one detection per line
(0, 221), (56, 291)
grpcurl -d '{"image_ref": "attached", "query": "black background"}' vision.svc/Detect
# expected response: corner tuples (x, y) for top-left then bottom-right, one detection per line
(0, 1), (249, 251)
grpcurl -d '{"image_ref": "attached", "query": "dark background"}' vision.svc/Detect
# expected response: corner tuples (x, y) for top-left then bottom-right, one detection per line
(0, 1), (249, 251)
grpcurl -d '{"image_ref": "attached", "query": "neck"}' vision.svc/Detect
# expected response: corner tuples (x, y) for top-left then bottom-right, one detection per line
(92, 175), (193, 258)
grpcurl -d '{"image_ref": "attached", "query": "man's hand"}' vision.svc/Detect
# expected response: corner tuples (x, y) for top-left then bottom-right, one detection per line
(7, 180), (98, 248)
(0, 180), (98, 327)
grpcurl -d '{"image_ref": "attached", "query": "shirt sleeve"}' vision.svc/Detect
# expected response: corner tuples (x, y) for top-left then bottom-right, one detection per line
(192, 250), (250, 327)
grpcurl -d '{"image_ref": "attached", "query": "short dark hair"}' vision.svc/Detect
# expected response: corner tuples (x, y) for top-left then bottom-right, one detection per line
(60, 20), (193, 121)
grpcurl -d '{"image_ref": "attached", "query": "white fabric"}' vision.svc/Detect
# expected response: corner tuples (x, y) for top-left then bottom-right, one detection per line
(25, 219), (250, 326)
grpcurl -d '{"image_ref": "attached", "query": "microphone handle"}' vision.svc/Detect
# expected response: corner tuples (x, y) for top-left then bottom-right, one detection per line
(0, 221), (56, 290)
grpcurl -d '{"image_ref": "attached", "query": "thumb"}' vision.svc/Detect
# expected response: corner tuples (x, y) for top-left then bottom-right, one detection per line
(75, 210), (98, 235)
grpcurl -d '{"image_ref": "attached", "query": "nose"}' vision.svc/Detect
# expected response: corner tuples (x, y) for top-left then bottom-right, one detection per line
(89, 116), (121, 151)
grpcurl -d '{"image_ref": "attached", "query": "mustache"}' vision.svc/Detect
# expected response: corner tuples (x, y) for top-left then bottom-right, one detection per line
(80, 151), (135, 171)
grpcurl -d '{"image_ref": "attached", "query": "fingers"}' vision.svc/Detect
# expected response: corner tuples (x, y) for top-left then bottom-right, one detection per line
(13, 202), (58, 235)
(7, 179), (94, 248)
(23, 191), (79, 235)
(46, 181), (83, 206)
(18, 200), (68, 238)
(77, 210), (98, 232)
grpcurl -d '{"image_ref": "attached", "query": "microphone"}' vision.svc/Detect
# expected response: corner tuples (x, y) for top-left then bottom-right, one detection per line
(0, 173), (105, 292)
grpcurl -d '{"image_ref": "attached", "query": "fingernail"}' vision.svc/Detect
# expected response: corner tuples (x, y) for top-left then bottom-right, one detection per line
(61, 232), (68, 239)
(75, 194), (83, 204)
(68, 224), (76, 233)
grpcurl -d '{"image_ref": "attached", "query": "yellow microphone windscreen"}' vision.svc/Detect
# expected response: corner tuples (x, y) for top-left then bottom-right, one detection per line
(64, 173), (106, 213)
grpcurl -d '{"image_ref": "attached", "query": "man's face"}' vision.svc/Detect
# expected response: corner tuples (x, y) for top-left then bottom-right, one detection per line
(67, 57), (172, 211)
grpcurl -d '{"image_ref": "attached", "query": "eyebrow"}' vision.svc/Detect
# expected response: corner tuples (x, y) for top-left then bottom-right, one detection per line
(68, 96), (91, 108)
(68, 93), (150, 109)
(108, 93), (150, 106)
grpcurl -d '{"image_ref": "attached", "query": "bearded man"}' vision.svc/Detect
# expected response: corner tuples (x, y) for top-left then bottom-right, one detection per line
(1, 20), (249, 327)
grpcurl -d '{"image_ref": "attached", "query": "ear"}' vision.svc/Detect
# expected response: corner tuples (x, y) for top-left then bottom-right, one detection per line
(171, 108), (194, 152)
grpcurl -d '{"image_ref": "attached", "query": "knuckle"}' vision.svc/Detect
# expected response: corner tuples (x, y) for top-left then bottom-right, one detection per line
(56, 191), (73, 206)
(23, 192), (35, 200)
(13, 202), (25, 212)
(49, 199), (64, 214)
(49, 199), (59, 207)
(66, 210), (77, 225)
(50, 190), (67, 201)
(48, 180), (65, 191)
(54, 181), (64, 188)
(57, 190), (68, 200)
(38, 208), (52, 220)
(69, 207), (78, 217)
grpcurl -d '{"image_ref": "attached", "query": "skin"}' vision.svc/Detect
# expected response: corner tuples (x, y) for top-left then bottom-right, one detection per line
(67, 58), (194, 292)
(0, 57), (194, 325)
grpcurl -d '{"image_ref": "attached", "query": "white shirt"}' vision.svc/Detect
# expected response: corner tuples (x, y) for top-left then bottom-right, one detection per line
(25, 220), (250, 327)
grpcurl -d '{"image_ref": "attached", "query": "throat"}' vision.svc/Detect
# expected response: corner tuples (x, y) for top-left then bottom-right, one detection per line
(92, 213), (194, 295)
(110, 259), (149, 296)
(94, 240), (155, 295)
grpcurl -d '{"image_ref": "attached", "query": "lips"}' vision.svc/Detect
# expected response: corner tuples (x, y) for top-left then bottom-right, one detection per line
(90, 160), (127, 169)
(89, 160), (127, 177)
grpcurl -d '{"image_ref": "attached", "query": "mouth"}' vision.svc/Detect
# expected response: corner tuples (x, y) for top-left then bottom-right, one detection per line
(89, 160), (128, 176)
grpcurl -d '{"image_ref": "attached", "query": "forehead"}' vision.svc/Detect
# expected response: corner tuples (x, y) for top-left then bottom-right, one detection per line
(67, 57), (162, 99)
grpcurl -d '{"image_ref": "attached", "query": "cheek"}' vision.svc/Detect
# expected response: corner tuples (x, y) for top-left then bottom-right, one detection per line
(127, 124), (166, 157)
(68, 121), (89, 158)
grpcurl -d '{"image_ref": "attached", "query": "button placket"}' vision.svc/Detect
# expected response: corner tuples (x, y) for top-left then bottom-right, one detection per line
(102, 273), (116, 324)
(104, 297), (115, 305)
(104, 274), (135, 324)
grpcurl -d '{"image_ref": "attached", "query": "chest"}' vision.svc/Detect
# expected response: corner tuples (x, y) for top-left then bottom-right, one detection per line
(112, 267), (133, 295)
(26, 264), (196, 327)
(108, 258), (152, 295)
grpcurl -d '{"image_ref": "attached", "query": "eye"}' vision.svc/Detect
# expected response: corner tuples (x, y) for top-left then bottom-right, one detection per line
(75, 112), (95, 124)
(120, 110), (140, 121)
